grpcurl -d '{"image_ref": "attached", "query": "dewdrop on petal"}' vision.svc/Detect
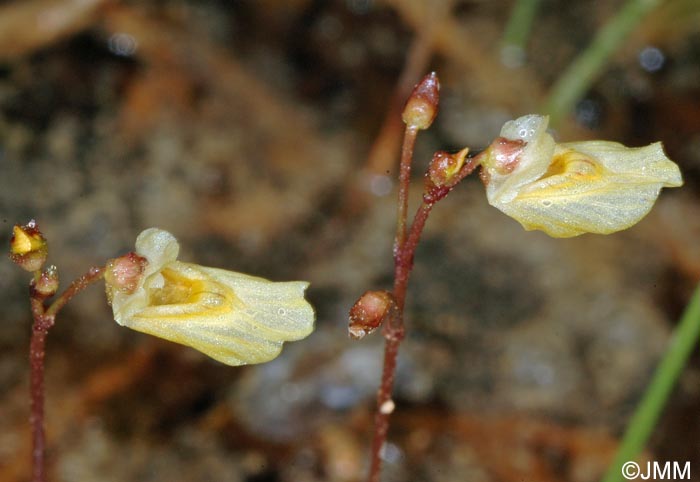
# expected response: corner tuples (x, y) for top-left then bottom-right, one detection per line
(107, 228), (315, 366)
(479, 115), (683, 237)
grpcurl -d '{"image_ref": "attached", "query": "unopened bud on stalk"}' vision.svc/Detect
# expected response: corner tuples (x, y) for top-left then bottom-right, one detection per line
(423, 147), (471, 203)
(33, 265), (59, 298)
(402, 72), (440, 130)
(104, 252), (147, 302)
(349, 290), (396, 340)
(9, 220), (48, 272)
(427, 147), (469, 187)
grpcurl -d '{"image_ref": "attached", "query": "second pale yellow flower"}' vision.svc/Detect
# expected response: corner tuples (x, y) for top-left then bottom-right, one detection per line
(480, 115), (683, 237)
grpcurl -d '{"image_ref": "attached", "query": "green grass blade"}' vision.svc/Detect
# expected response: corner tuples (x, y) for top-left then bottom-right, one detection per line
(601, 282), (700, 482)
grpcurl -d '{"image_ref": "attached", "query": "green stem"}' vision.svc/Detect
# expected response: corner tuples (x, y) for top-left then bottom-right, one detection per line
(543, 0), (662, 126)
(501, 0), (543, 56)
(601, 283), (700, 482)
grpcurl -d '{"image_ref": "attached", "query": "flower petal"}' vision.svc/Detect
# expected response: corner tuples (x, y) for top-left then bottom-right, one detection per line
(490, 143), (683, 237)
(558, 141), (683, 187)
(482, 115), (684, 237)
(111, 229), (315, 365)
(134, 227), (180, 278)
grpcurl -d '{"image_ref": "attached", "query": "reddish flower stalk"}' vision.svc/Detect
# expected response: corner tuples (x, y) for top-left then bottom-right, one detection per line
(26, 264), (105, 482)
(394, 126), (418, 252)
(394, 72), (439, 253)
(364, 73), (483, 482)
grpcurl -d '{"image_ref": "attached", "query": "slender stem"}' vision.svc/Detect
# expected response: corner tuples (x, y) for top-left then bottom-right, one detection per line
(367, 310), (402, 482)
(395, 126), (419, 254)
(601, 283), (700, 482)
(368, 202), (434, 482)
(394, 203), (433, 311)
(29, 318), (51, 482)
(367, 147), (484, 482)
(542, 0), (662, 126)
(27, 265), (105, 482)
(45, 266), (104, 317)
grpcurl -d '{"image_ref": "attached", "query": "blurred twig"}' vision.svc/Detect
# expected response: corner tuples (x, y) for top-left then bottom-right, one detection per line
(601, 282), (700, 482)
(385, 0), (544, 111)
(102, 5), (347, 245)
(345, 1), (449, 217)
(0, 0), (110, 61)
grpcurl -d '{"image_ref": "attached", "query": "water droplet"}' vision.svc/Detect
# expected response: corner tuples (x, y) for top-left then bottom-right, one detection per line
(277, 307), (287, 316)
(368, 174), (393, 197)
(638, 46), (665, 73)
(575, 98), (603, 129)
(108, 33), (138, 57)
(203, 294), (224, 307)
(380, 442), (403, 464)
(500, 45), (525, 69)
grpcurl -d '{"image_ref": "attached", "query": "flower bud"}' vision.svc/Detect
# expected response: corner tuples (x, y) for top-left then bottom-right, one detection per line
(423, 147), (471, 204)
(402, 72), (440, 130)
(348, 290), (395, 340)
(104, 252), (148, 301)
(481, 137), (525, 177)
(427, 147), (469, 187)
(9, 220), (48, 272)
(33, 265), (59, 298)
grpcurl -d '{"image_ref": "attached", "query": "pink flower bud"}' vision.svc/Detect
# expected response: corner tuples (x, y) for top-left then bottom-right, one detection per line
(348, 290), (396, 340)
(402, 72), (440, 130)
(427, 147), (469, 187)
(104, 252), (148, 298)
(33, 265), (59, 298)
(423, 147), (471, 203)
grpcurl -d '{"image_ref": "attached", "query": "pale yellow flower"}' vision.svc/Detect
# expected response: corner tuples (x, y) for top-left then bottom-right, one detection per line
(107, 228), (315, 366)
(480, 115), (683, 237)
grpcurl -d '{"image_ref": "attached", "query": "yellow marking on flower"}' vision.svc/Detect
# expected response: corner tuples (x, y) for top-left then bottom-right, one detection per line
(108, 228), (315, 366)
(11, 225), (45, 255)
(480, 115), (683, 237)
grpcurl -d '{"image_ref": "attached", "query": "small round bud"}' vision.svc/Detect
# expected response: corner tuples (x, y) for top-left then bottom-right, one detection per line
(349, 290), (396, 340)
(9, 220), (48, 272)
(482, 137), (525, 176)
(105, 252), (148, 297)
(427, 147), (469, 188)
(402, 72), (440, 130)
(423, 148), (471, 203)
(33, 265), (60, 298)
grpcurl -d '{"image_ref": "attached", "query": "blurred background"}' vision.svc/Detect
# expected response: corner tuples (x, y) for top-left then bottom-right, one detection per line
(1, 0), (699, 481)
